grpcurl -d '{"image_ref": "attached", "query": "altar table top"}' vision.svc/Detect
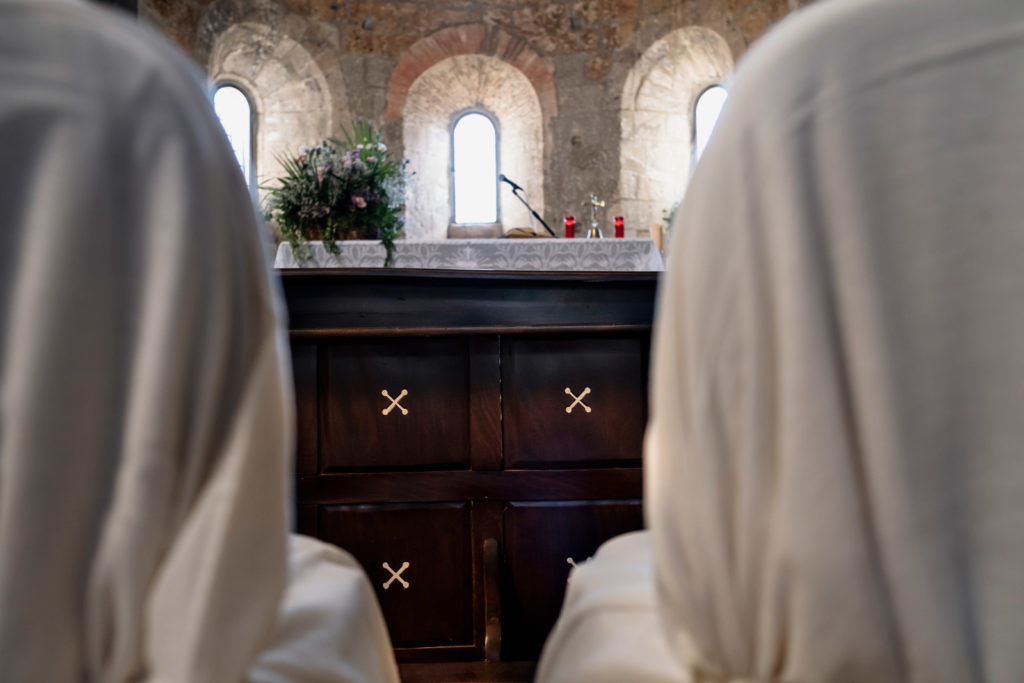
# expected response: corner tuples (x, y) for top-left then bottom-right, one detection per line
(274, 239), (664, 272)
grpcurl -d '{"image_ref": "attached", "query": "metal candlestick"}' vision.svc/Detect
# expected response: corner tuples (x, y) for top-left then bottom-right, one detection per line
(584, 193), (605, 238)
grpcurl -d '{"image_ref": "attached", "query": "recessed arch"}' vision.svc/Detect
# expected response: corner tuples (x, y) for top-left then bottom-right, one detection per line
(208, 20), (339, 198)
(403, 54), (544, 240)
(618, 26), (732, 235)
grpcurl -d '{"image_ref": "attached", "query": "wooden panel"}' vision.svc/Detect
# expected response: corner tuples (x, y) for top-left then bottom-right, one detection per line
(296, 468), (643, 504)
(472, 502), (504, 662)
(469, 337), (502, 471)
(398, 661), (536, 683)
(319, 503), (474, 648)
(281, 270), (657, 677)
(295, 503), (317, 536)
(321, 338), (470, 471)
(501, 501), (644, 660)
(290, 342), (318, 476)
(502, 334), (648, 468)
(280, 269), (658, 334)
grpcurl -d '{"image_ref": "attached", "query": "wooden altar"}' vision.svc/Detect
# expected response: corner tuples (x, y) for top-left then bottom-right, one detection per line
(279, 268), (659, 682)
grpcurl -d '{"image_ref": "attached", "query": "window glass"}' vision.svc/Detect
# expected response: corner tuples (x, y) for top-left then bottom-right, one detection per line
(213, 84), (253, 187)
(452, 112), (498, 224)
(694, 84), (728, 162)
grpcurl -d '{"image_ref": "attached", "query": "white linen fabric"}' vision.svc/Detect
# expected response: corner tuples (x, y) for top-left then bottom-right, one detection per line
(0, 1), (397, 681)
(540, 0), (1024, 681)
(249, 535), (400, 683)
(535, 531), (688, 683)
(274, 238), (664, 271)
(645, 0), (1024, 681)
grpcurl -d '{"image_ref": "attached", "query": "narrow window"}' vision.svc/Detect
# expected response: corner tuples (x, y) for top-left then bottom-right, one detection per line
(213, 84), (254, 189)
(693, 84), (728, 163)
(452, 112), (498, 224)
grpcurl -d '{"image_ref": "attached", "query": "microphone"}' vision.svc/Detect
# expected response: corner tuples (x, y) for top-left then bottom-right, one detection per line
(499, 174), (524, 193)
(500, 172), (557, 237)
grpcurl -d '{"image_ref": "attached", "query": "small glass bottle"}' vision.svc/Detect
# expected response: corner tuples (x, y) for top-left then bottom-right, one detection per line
(564, 215), (575, 238)
(614, 216), (624, 238)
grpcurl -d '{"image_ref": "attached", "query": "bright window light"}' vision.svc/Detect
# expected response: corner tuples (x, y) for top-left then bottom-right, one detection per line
(694, 85), (728, 162)
(214, 85), (252, 187)
(452, 112), (498, 224)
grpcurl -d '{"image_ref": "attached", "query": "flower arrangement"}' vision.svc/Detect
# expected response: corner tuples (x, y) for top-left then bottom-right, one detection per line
(263, 119), (407, 266)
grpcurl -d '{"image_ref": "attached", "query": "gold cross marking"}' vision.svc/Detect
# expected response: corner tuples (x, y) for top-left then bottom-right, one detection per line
(381, 389), (409, 416)
(382, 561), (410, 589)
(564, 386), (592, 414)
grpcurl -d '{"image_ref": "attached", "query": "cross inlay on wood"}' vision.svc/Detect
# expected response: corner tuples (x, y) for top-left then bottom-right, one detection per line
(382, 561), (410, 590)
(381, 388), (409, 416)
(564, 386), (592, 414)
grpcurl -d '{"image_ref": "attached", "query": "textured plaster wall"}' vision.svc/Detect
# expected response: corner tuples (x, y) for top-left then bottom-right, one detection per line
(141, 0), (814, 239)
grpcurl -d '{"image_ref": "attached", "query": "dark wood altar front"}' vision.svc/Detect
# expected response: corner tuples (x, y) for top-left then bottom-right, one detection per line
(280, 268), (658, 682)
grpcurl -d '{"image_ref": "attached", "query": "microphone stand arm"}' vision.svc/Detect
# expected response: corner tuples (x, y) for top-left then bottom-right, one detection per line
(510, 186), (557, 237)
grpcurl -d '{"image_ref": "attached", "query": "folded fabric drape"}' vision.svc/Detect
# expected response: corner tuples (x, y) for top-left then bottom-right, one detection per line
(646, 0), (1024, 680)
(541, 1), (1024, 681)
(0, 1), (398, 680)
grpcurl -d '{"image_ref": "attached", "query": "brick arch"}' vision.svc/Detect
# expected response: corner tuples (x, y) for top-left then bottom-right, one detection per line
(387, 24), (556, 120)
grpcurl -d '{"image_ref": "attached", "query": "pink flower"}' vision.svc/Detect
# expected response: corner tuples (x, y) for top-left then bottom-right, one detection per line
(352, 195), (367, 209)
(367, 156), (378, 164)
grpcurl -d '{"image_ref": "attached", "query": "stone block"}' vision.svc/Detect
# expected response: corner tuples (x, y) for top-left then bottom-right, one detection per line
(585, 54), (611, 82)
(365, 55), (397, 88)
(740, 5), (771, 43)
(602, 19), (635, 49)
(308, 19), (342, 51)
(570, 0), (601, 24)
(343, 25), (377, 53)
(640, 0), (672, 14)
(578, 28), (599, 51)
(280, 0), (309, 14)
(309, 0), (341, 21)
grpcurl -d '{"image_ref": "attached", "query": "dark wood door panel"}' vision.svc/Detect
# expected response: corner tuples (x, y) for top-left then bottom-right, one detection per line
(502, 334), (648, 468)
(321, 338), (470, 471)
(501, 500), (644, 660)
(291, 342), (318, 476)
(319, 503), (475, 648)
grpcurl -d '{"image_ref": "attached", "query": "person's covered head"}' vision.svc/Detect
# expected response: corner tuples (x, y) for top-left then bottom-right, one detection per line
(645, 0), (1024, 680)
(0, 1), (292, 680)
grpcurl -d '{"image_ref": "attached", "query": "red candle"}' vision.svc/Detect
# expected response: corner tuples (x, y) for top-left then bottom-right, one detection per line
(614, 216), (624, 238)
(564, 215), (575, 238)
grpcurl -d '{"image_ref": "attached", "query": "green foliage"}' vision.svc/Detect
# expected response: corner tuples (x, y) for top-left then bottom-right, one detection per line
(262, 119), (407, 267)
(662, 200), (680, 227)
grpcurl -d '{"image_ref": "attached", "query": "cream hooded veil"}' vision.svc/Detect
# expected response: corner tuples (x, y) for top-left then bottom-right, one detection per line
(0, 1), (396, 681)
(645, 0), (1024, 681)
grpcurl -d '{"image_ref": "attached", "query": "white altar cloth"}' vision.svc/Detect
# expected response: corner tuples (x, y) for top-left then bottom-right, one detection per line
(274, 239), (664, 271)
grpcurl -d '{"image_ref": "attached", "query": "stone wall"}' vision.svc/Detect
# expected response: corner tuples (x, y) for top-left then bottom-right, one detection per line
(141, 0), (813, 238)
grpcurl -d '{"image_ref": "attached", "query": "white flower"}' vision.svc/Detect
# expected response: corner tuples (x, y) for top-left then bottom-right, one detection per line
(356, 143), (365, 150)
(377, 142), (387, 151)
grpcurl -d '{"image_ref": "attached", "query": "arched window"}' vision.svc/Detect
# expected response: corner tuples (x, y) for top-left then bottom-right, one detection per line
(213, 84), (254, 190)
(693, 84), (728, 163)
(451, 111), (498, 224)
